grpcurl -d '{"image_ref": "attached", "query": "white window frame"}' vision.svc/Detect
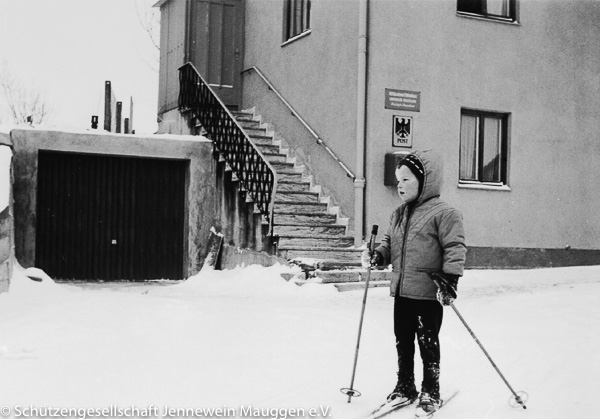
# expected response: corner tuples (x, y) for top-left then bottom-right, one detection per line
(457, 0), (518, 24)
(459, 108), (510, 189)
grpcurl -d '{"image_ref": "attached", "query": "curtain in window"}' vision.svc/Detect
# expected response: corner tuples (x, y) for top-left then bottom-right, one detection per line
(286, 0), (311, 40)
(486, 0), (509, 16)
(482, 116), (502, 182)
(286, 0), (294, 39)
(294, 0), (303, 36)
(304, 0), (311, 31)
(460, 114), (478, 180)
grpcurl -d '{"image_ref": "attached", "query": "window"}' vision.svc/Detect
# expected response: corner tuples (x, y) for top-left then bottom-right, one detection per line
(459, 109), (509, 186)
(283, 0), (311, 43)
(457, 0), (516, 22)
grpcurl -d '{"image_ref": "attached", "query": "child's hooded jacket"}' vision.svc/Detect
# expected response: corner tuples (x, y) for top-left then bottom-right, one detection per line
(375, 150), (467, 300)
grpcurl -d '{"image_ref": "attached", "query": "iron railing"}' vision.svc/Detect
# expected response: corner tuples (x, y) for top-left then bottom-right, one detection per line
(242, 66), (356, 181)
(178, 62), (278, 231)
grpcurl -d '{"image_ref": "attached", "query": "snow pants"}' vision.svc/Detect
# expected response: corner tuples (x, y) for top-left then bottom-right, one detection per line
(393, 296), (443, 399)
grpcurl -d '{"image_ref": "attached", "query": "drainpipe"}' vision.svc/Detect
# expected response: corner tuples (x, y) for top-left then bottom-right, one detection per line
(354, 0), (368, 247)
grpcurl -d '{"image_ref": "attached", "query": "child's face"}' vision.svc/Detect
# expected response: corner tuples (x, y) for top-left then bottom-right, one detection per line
(395, 165), (420, 203)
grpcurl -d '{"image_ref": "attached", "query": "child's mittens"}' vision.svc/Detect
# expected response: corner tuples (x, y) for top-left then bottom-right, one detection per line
(435, 273), (459, 306)
(361, 249), (384, 268)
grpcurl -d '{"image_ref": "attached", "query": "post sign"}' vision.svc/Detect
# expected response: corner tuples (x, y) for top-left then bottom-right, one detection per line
(392, 115), (413, 148)
(385, 89), (420, 112)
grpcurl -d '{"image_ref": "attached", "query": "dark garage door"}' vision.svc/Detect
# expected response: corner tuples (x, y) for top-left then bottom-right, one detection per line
(36, 151), (186, 280)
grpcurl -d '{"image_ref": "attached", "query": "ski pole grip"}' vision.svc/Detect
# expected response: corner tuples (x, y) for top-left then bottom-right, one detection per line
(368, 225), (379, 255)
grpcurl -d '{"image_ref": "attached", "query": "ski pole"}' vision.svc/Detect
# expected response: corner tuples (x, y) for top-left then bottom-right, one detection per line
(341, 224), (378, 403)
(428, 272), (528, 409)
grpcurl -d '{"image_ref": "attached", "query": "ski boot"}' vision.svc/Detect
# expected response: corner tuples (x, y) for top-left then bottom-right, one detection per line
(387, 383), (418, 407)
(415, 392), (441, 417)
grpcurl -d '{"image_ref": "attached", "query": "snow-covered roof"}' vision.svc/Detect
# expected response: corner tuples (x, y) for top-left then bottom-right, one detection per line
(0, 124), (210, 143)
(0, 126), (13, 147)
(0, 125), (16, 136)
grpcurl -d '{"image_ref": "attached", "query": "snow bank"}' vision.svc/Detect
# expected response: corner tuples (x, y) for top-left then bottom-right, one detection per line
(179, 263), (338, 299)
(10, 263), (60, 290)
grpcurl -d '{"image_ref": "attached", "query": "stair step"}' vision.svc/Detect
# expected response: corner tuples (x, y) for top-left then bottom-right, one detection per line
(236, 119), (258, 127)
(231, 111), (254, 118)
(234, 115), (264, 129)
(238, 119), (261, 128)
(232, 117), (257, 125)
(270, 161), (297, 171)
(249, 136), (274, 146)
(263, 152), (288, 163)
(316, 269), (396, 284)
(240, 152), (285, 163)
(277, 181), (311, 192)
(335, 281), (391, 292)
(275, 191), (320, 203)
(274, 201), (328, 213)
(249, 133), (273, 142)
(278, 235), (354, 248)
(273, 223), (346, 235)
(256, 144), (281, 154)
(275, 212), (337, 224)
(279, 247), (363, 262)
(277, 172), (304, 182)
(316, 259), (362, 270)
(242, 126), (267, 135)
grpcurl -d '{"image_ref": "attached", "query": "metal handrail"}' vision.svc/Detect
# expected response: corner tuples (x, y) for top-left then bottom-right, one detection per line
(242, 66), (356, 181)
(179, 62), (278, 233)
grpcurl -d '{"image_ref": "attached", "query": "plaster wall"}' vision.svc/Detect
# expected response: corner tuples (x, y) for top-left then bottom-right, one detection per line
(157, 0), (600, 254)
(9, 128), (216, 277)
(243, 0), (361, 230)
(365, 0), (600, 250)
(157, 0), (187, 116)
(157, 109), (193, 135)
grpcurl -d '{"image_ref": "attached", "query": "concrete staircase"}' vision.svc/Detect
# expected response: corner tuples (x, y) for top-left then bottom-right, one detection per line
(232, 109), (394, 290)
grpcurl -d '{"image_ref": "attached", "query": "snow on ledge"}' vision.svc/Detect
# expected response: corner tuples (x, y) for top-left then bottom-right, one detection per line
(0, 124), (210, 143)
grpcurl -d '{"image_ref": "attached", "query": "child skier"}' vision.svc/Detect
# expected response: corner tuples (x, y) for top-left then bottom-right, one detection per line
(371, 150), (466, 416)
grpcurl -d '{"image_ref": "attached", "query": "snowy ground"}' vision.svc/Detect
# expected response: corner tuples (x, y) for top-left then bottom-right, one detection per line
(1, 263), (599, 419)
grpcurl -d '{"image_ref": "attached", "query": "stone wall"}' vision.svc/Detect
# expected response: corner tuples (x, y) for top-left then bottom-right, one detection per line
(0, 134), (14, 293)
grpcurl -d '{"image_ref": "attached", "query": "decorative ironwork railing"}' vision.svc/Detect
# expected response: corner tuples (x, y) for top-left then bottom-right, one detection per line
(178, 62), (277, 230)
(242, 66), (356, 181)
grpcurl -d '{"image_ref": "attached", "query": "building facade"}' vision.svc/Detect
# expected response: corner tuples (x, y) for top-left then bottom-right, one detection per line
(156, 0), (600, 267)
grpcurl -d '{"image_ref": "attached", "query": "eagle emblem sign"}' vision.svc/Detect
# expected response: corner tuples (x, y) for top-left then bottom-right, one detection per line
(393, 115), (413, 148)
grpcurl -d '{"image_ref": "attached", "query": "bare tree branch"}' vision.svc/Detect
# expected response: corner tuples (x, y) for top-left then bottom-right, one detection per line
(135, 0), (161, 73)
(0, 61), (52, 125)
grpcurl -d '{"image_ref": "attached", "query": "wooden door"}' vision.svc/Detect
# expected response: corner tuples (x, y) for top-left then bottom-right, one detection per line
(36, 151), (186, 281)
(188, 0), (244, 108)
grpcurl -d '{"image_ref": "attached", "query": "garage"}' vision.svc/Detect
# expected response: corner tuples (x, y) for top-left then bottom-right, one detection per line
(35, 151), (187, 281)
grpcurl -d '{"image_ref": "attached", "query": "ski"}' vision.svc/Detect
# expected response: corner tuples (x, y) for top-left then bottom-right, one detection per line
(368, 397), (417, 419)
(414, 391), (459, 418)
